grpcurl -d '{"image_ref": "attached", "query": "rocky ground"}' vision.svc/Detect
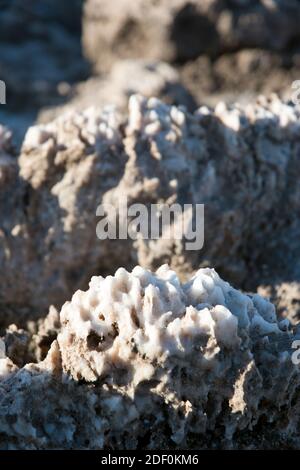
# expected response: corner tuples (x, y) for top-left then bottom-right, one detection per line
(0, 0), (300, 450)
(1, 266), (300, 449)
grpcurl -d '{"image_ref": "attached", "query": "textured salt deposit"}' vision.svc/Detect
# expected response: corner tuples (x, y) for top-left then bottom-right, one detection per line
(0, 265), (299, 449)
(0, 94), (300, 327)
(59, 265), (287, 383)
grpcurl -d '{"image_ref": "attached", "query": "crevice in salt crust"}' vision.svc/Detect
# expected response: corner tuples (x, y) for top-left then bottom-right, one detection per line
(1, 266), (299, 449)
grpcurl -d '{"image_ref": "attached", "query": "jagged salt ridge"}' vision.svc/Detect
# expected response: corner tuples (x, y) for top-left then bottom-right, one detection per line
(0, 94), (300, 322)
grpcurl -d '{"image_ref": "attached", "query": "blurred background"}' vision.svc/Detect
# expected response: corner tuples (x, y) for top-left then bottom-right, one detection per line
(1, 0), (300, 145)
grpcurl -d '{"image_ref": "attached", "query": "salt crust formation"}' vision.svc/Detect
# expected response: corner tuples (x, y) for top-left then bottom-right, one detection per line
(0, 265), (299, 449)
(1, 94), (300, 323)
(58, 265), (289, 380)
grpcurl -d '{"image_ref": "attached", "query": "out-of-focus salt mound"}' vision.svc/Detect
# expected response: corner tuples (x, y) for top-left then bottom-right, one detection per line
(81, 1), (300, 108)
(0, 265), (299, 449)
(0, 94), (300, 325)
(83, 0), (300, 70)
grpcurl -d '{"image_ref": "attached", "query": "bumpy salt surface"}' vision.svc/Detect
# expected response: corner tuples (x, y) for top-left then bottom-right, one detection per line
(58, 265), (288, 382)
(0, 265), (298, 449)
